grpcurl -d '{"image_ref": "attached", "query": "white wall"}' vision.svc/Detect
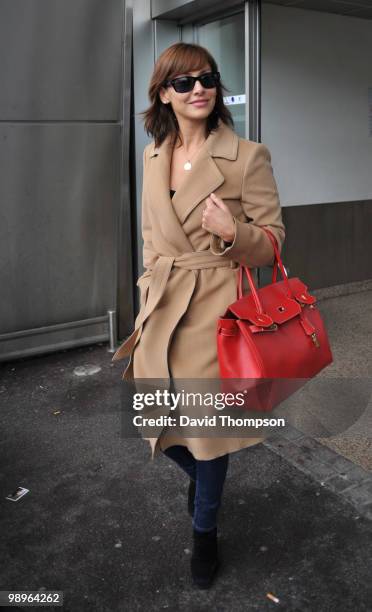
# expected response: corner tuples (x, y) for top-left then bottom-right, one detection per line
(261, 3), (372, 207)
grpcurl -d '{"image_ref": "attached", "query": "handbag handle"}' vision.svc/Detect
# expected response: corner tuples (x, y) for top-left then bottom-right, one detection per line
(238, 228), (294, 310)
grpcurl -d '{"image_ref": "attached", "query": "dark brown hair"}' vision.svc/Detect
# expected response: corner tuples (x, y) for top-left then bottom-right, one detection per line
(140, 42), (234, 148)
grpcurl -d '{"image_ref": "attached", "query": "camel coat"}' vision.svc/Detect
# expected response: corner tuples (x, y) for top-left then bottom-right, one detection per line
(112, 119), (286, 460)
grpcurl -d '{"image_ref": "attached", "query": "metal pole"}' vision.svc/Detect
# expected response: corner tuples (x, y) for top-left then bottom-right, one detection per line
(245, 0), (261, 142)
(107, 309), (117, 353)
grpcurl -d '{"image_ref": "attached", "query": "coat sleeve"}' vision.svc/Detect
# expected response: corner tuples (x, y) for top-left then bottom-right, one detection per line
(141, 145), (158, 272)
(209, 142), (285, 267)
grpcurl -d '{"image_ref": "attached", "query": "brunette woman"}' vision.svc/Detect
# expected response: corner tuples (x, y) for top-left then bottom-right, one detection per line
(113, 42), (285, 588)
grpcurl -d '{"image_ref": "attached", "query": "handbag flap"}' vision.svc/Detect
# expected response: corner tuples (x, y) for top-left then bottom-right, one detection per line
(289, 278), (316, 305)
(227, 277), (315, 326)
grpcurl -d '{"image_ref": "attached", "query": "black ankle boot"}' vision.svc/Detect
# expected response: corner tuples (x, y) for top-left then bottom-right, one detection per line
(190, 527), (219, 589)
(188, 479), (196, 517)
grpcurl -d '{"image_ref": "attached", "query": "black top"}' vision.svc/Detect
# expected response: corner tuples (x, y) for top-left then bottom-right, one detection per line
(170, 189), (176, 198)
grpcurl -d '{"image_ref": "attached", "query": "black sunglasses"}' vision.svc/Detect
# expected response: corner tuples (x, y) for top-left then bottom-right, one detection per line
(164, 71), (220, 93)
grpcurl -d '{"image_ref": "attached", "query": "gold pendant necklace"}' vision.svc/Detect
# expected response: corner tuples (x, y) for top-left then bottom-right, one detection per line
(183, 139), (206, 171)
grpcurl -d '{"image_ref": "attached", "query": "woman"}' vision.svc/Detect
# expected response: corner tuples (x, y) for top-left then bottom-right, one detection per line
(112, 42), (285, 588)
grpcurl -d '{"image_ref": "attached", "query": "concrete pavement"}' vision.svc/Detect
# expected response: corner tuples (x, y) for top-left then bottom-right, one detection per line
(1, 284), (372, 611)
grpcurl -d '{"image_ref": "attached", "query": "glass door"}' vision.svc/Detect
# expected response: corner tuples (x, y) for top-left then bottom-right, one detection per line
(196, 12), (246, 138)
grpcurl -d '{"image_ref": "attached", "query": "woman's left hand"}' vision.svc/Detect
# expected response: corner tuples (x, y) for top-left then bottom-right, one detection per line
(201, 193), (236, 242)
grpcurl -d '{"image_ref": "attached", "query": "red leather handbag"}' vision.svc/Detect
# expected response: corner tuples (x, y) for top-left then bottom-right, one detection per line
(217, 228), (333, 412)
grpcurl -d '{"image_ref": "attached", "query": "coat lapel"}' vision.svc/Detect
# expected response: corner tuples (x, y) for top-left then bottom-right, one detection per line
(147, 120), (239, 239)
(146, 133), (193, 253)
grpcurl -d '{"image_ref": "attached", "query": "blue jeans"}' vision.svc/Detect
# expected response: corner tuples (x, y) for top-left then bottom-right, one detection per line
(162, 445), (229, 532)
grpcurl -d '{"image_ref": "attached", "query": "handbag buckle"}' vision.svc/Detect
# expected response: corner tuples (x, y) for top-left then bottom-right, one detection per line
(311, 332), (320, 348)
(248, 323), (278, 334)
(265, 323), (278, 332)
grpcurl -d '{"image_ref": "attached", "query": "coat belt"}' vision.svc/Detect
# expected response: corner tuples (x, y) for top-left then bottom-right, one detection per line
(112, 251), (238, 364)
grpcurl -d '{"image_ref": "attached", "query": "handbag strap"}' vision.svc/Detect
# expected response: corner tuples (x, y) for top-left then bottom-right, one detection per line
(238, 228), (294, 308)
(263, 228), (288, 285)
(237, 228), (317, 335)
